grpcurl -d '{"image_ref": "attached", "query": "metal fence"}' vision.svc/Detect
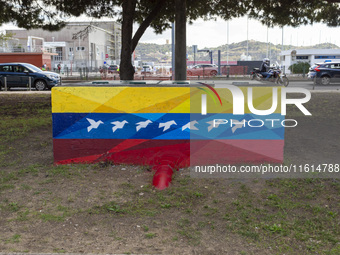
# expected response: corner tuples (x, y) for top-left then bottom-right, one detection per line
(0, 76), (34, 91)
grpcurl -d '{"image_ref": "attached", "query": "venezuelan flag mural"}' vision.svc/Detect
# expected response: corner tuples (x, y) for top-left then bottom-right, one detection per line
(190, 85), (285, 165)
(52, 85), (284, 185)
(52, 86), (191, 166)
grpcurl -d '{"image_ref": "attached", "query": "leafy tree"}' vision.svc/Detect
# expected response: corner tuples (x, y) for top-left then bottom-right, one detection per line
(0, 32), (14, 44)
(289, 62), (310, 74)
(0, 0), (339, 79)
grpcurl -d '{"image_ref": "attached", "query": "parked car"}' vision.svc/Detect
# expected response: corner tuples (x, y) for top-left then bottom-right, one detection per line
(108, 64), (119, 73)
(141, 65), (153, 74)
(308, 60), (340, 85)
(0, 63), (61, 91)
(187, 64), (218, 76)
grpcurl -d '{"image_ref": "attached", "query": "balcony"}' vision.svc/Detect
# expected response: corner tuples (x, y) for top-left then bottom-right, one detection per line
(0, 45), (57, 54)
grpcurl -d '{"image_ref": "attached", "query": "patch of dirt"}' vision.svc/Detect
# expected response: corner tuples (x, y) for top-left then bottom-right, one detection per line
(0, 92), (339, 254)
(284, 92), (340, 165)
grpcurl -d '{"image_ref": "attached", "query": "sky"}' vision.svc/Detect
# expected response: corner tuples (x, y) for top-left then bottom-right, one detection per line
(135, 17), (340, 49)
(1, 16), (339, 49)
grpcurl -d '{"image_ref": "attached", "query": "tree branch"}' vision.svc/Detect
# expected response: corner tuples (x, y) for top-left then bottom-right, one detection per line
(131, 0), (166, 53)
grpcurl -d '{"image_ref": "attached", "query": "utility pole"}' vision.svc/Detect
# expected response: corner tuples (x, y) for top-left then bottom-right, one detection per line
(226, 20), (229, 65)
(246, 16), (249, 59)
(171, 23), (175, 80)
(281, 26), (284, 72)
(266, 26), (269, 58)
(198, 50), (212, 63)
(193, 45), (197, 65)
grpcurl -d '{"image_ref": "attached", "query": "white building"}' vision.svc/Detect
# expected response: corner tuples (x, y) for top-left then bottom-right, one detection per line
(6, 21), (121, 71)
(280, 49), (340, 74)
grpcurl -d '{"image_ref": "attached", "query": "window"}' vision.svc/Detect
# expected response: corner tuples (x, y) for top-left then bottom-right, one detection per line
(330, 64), (340, 69)
(69, 47), (74, 52)
(54, 47), (63, 61)
(76, 46), (85, 51)
(315, 56), (337, 59)
(15, 66), (26, 72)
(0, 65), (13, 72)
(297, 56), (308, 60)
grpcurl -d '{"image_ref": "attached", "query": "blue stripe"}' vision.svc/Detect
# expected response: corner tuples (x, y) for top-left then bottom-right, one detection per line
(190, 114), (285, 140)
(53, 113), (284, 140)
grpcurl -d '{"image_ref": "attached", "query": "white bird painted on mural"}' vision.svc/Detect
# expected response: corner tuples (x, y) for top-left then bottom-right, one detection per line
(182, 120), (199, 131)
(159, 120), (177, 132)
(86, 118), (104, 132)
(231, 119), (247, 133)
(136, 120), (152, 132)
(206, 120), (223, 132)
(111, 120), (128, 133)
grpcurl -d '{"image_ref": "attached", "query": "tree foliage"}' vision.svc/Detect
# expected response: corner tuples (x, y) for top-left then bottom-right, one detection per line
(1, 0), (339, 79)
(1, 0), (339, 32)
(0, 32), (14, 43)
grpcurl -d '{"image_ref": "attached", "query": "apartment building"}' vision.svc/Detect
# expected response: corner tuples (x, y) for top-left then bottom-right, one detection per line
(5, 21), (121, 70)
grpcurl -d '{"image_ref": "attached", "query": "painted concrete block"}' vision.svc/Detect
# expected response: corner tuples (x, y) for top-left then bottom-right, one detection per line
(52, 86), (284, 166)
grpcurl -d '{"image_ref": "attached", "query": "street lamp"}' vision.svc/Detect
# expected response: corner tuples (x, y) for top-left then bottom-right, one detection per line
(197, 49), (213, 64)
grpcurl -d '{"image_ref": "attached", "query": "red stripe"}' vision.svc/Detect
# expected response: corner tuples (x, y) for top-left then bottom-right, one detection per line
(54, 139), (283, 166)
(53, 139), (190, 167)
(190, 140), (284, 165)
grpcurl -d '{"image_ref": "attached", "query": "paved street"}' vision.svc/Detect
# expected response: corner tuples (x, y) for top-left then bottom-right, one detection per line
(210, 79), (340, 91)
(1, 79), (340, 93)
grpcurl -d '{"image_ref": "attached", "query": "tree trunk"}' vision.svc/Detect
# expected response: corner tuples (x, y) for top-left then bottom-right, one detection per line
(131, 0), (166, 52)
(175, 0), (187, 80)
(120, 0), (137, 81)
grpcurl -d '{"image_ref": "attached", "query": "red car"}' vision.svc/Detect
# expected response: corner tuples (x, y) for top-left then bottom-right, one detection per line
(187, 64), (218, 76)
(99, 65), (119, 74)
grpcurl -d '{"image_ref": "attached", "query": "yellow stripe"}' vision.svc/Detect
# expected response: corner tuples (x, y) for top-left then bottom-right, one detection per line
(52, 87), (191, 113)
(190, 87), (282, 114)
(52, 86), (282, 114)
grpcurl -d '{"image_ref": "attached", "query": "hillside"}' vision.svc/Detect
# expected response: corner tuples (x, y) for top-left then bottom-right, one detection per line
(134, 40), (339, 63)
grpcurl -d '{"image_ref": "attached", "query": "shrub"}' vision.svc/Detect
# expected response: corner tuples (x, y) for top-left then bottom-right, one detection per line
(289, 62), (310, 74)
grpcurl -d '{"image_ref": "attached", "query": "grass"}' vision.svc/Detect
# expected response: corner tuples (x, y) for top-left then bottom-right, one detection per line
(0, 97), (51, 166)
(39, 213), (65, 222)
(142, 225), (149, 232)
(145, 233), (156, 239)
(15, 210), (30, 221)
(222, 179), (340, 253)
(0, 202), (21, 212)
(0, 93), (339, 254)
(5, 234), (21, 244)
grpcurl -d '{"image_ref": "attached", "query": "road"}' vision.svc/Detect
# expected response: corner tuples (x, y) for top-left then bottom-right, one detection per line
(1, 80), (340, 93)
(210, 80), (340, 91)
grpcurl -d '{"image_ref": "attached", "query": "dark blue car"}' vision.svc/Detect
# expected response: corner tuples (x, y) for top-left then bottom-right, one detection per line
(308, 60), (340, 85)
(0, 63), (61, 91)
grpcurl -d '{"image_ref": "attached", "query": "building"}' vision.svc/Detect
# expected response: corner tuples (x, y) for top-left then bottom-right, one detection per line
(5, 21), (121, 71)
(280, 49), (340, 74)
(0, 52), (57, 71)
